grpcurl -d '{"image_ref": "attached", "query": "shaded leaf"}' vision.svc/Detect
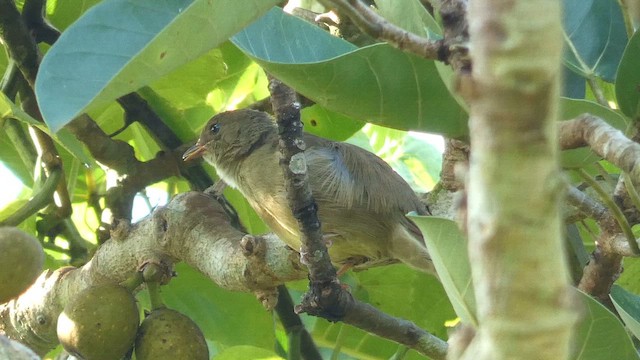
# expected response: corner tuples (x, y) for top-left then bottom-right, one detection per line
(573, 288), (639, 360)
(610, 285), (640, 340)
(562, 0), (627, 82)
(232, 8), (468, 137)
(615, 30), (640, 118)
(36, 0), (280, 131)
(353, 265), (455, 340)
(408, 216), (477, 326)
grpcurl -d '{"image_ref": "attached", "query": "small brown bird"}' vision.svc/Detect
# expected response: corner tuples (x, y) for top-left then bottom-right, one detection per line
(183, 109), (435, 274)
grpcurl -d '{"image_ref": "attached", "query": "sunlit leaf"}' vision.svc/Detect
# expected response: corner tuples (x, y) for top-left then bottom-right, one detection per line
(36, 0), (280, 132)
(408, 216), (477, 326)
(615, 30), (640, 118)
(214, 345), (283, 360)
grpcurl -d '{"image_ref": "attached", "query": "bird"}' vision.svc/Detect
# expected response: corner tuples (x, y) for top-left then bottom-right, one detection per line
(183, 109), (435, 274)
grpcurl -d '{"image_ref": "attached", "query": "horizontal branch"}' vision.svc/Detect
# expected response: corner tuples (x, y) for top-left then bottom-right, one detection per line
(559, 114), (640, 183)
(0, 192), (305, 356)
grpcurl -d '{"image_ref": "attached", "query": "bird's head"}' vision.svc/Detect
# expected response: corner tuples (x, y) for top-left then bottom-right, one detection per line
(182, 109), (276, 165)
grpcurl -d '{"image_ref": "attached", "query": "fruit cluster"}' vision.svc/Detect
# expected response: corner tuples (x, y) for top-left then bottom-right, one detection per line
(0, 227), (209, 359)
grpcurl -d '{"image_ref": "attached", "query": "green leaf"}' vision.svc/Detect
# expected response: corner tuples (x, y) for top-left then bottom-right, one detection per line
(36, 0), (280, 132)
(573, 288), (639, 360)
(562, 0), (628, 82)
(352, 265), (455, 340)
(301, 105), (364, 141)
(374, 0), (441, 38)
(617, 258), (640, 294)
(312, 319), (432, 360)
(214, 345), (283, 360)
(615, 30), (640, 118)
(0, 92), (94, 165)
(407, 216), (477, 326)
(46, 0), (102, 30)
(137, 263), (276, 353)
(232, 8), (468, 137)
(611, 285), (640, 340)
(559, 98), (630, 168)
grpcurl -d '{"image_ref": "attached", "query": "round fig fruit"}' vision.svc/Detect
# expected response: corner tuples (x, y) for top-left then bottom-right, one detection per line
(135, 308), (208, 360)
(57, 283), (139, 360)
(0, 227), (44, 303)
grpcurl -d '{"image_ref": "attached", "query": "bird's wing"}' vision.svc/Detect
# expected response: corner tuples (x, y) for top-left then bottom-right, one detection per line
(304, 134), (427, 216)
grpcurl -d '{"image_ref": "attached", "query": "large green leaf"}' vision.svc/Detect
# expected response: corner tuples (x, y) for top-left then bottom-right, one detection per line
(35, 0), (280, 132)
(562, 0), (627, 82)
(136, 263), (276, 355)
(301, 105), (364, 141)
(573, 289), (639, 360)
(610, 285), (640, 341)
(352, 265), (455, 340)
(231, 8), (468, 137)
(408, 216), (477, 326)
(615, 30), (640, 118)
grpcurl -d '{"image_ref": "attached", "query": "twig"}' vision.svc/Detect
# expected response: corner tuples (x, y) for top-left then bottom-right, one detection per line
(622, 172), (640, 216)
(268, 75), (336, 282)
(267, 76), (447, 359)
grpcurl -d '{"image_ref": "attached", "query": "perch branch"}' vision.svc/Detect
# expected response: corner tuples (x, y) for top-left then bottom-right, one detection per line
(0, 192), (306, 356)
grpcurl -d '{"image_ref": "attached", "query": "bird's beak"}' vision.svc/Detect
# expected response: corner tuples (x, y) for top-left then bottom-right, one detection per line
(182, 142), (206, 161)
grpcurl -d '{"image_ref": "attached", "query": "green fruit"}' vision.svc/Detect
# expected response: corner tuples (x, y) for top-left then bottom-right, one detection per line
(0, 227), (44, 303)
(135, 308), (209, 360)
(57, 284), (139, 360)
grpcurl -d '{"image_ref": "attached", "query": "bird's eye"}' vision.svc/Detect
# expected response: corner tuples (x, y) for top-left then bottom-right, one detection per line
(210, 123), (221, 134)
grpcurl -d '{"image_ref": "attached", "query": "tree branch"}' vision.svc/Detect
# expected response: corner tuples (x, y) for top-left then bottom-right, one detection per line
(559, 114), (640, 183)
(454, 0), (577, 358)
(320, 0), (445, 60)
(0, 192), (306, 356)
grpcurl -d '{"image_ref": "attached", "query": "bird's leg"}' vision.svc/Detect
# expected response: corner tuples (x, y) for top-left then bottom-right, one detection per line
(204, 179), (227, 196)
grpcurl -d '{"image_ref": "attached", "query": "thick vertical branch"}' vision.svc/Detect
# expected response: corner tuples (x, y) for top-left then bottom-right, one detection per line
(455, 1), (578, 359)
